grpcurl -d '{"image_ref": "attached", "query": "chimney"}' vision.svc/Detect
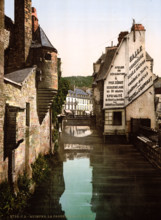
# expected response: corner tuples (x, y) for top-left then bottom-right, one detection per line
(131, 23), (145, 42)
(32, 7), (39, 33)
(14, 0), (32, 68)
(117, 31), (129, 46)
(131, 24), (145, 31)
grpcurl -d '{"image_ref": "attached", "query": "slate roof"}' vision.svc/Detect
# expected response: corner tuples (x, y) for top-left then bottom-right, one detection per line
(96, 53), (106, 64)
(68, 90), (75, 94)
(68, 88), (90, 97)
(96, 47), (117, 82)
(4, 67), (35, 86)
(31, 26), (57, 52)
(74, 88), (88, 96)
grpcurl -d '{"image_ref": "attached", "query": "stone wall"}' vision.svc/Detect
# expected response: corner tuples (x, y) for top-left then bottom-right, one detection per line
(15, 0), (32, 65)
(4, 69), (51, 179)
(93, 81), (104, 130)
(0, 0), (8, 182)
(6, 0), (32, 73)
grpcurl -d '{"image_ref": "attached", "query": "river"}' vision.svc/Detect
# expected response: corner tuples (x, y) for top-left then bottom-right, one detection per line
(27, 124), (161, 220)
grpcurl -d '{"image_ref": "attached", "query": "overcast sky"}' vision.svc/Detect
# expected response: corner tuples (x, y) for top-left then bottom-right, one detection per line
(4, 0), (161, 77)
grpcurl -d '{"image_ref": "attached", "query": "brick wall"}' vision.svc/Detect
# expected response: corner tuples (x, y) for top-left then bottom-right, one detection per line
(32, 7), (39, 33)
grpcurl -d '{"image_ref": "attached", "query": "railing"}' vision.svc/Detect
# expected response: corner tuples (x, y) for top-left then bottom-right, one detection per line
(139, 125), (158, 143)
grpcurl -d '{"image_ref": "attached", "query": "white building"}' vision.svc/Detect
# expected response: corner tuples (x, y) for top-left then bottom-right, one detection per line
(93, 23), (156, 139)
(65, 88), (93, 115)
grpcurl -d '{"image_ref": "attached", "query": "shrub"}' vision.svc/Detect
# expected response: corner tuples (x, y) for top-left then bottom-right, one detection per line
(31, 154), (50, 185)
(17, 171), (31, 193)
(0, 181), (13, 217)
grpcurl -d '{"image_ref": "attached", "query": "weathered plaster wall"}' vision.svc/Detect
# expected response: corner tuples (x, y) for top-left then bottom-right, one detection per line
(126, 86), (156, 131)
(104, 109), (125, 134)
(4, 69), (51, 178)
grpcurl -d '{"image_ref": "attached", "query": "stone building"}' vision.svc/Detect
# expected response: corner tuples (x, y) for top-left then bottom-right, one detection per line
(93, 23), (156, 140)
(0, 0), (58, 184)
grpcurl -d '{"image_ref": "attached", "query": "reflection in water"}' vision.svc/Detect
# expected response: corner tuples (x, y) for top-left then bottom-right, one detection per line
(64, 144), (93, 150)
(26, 154), (67, 219)
(65, 126), (93, 137)
(25, 124), (161, 220)
(60, 158), (96, 220)
(61, 125), (161, 220)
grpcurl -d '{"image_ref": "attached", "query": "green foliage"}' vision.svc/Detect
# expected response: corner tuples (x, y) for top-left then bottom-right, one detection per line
(0, 155), (53, 217)
(0, 172), (31, 217)
(54, 140), (59, 152)
(0, 181), (13, 217)
(52, 77), (69, 122)
(53, 128), (59, 143)
(17, 171), (31, 193)
(63, 76), (93, 89)
(31, 154), (50, 185)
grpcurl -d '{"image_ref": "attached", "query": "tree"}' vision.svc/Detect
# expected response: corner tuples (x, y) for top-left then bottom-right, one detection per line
(52, 77), (69, 123)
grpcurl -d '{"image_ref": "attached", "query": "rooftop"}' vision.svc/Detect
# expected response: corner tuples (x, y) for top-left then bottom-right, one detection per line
(31, 26), (57, 52)
(68, 88), (91, 96)
(96, 47), (117, 81)
(4, 67), (35, 86)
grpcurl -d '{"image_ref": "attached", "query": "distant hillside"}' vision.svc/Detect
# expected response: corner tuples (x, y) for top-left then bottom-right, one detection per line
(63, 76), (93, 90)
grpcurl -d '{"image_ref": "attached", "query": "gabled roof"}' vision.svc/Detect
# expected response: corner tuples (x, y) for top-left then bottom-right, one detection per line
(4, 67), (35, 86)
(96, 47), (117, 82)
(31, 26), (57, 52)
(93, 48), (153, 84)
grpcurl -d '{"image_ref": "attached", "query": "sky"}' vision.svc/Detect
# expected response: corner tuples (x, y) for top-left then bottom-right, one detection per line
(4, 0), (161, 77)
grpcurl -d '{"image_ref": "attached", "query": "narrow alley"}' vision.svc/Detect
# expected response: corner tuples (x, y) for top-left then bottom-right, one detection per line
(26, 121), (161, 220)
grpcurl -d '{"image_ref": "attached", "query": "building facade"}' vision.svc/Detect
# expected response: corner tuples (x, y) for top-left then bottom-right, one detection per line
(93, 23), (156, 139)
(65, 88), (93, 115)
(0, 0), (58, 183)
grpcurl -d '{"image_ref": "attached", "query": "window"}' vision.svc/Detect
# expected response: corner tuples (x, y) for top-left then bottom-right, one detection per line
(26, 103), (30, 126)
(106, 111), (122, 126)
(106, 112), (113, 125)
(45, 53), (52, 61)
(113, 112), (122, 125)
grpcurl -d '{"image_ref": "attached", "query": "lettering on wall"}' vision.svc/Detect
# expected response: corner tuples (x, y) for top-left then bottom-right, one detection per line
(127, 45), (153, 103)
(104, 66), (125, 107)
